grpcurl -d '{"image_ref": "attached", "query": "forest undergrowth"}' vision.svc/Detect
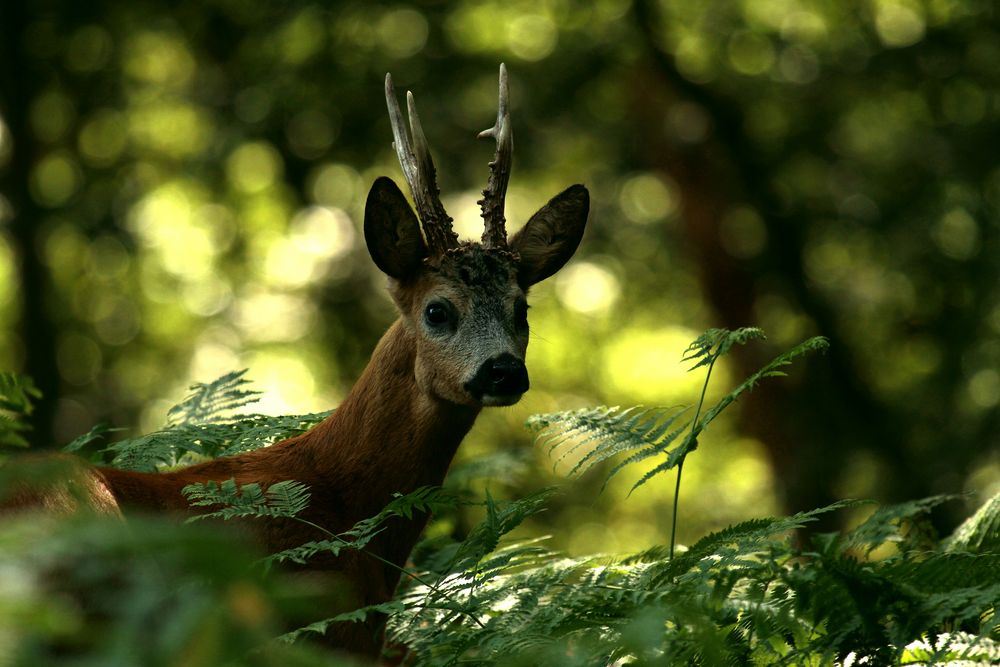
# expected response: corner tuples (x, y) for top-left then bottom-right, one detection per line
(1, 329), (998, 666)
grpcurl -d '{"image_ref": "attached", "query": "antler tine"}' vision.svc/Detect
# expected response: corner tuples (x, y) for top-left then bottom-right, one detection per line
(477, 63), (513, 249)
(384, 73), (458, 255)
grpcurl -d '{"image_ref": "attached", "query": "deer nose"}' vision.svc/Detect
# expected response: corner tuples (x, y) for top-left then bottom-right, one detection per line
(466, 353), (529, 401)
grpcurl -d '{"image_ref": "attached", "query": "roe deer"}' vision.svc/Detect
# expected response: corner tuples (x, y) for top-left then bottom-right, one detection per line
(1, 64), (588, 656)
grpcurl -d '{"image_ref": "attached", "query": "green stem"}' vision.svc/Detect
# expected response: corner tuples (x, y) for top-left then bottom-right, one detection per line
(670, 457), (684, 559)
(670, 356), (716, 558)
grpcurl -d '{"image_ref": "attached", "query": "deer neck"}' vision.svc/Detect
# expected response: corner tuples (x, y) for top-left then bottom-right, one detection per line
(295, 319), (480, 511)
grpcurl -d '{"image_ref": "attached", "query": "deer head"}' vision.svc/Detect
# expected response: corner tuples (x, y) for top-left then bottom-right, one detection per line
(365, 64), (589, 407)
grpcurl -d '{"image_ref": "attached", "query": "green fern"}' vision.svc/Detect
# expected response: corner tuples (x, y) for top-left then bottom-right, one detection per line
(530, 333), (828, 496)
(182, 478), (312, 521)
(0, 372), (41, 449)
(943, 489), (1000, 554)
(60, 370), (329, 471)
(166, 369), (261, 426)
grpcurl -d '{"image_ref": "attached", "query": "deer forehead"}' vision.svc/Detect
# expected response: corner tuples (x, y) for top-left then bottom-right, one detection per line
(418, 245), (523, 307)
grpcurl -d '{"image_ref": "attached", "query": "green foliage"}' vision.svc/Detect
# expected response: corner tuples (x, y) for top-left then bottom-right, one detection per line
(0, 373), (42, 449)
(3, 334), (997, 666)
(528, 331), (830, 495)
(166, 370), (262, 426)
(62, 370), (329, 471)
(382, 491), (1000, 666)
(183, 478), (312, 522)
(944, 492), (1000, 554)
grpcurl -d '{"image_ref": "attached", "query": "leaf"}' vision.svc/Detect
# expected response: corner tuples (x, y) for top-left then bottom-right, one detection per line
(838, 494), (961, 555)
(104, 411), (330, 472)
(0, 373), (42, 449)
(943, 489), (1000, 554)
(182, 479), (311, 522)
(629, 335), (830, 495)
(166, 369), (261, 426)
(61, 423), (122, 455)
(682, 327), (767, 371)
(277, 601), (405, 644)
(528, 405), (690, 486)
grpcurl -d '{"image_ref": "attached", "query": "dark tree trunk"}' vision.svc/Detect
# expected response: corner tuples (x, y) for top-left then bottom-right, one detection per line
(0, 2), (62, 448)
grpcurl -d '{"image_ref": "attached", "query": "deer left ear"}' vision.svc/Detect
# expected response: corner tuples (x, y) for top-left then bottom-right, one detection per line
(364, 176), (427, 280)
(510, 184), (589, 287)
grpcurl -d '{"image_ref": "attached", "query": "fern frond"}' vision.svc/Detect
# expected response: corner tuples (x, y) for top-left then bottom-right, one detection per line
(103, 411), (329, 471)
(62, 422), (121, 454)
(449, 489), (556, 570)
(682, 327), (767, 371)
(182, 479), (311, 522)
(260, 538), (364, 569)
(277, 601), (405, 644)
(0, 372), (41, 449)
(528, 405), (690, 484)
(944, 490), (1000, 554)
(166, 369), (261, 426)
(346, 486), (461, 540)
(839, 494), (961, 555)
(628, 336), (830, 495)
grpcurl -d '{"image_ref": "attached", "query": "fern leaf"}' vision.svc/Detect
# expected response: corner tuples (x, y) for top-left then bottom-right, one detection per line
(529, 405), (691, 485)
(944, 490), (1000, 554)
(839, 494), (960, 555)
(102, 411), (329, 472)
(259, 539), (354, 569)
(62, 423), (121, 454)
(0, 372), (41, 449)
(182, 478), (311, 522)
(345, 486), (461, 541)
(449, 489), (556, 571)
(166, 369), (261, 426)
(682, 327), (767, 371)
(277, 601), (405, 644)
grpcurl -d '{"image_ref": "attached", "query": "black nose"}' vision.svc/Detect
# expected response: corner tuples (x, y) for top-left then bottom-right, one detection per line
(465, 353), (529, 400)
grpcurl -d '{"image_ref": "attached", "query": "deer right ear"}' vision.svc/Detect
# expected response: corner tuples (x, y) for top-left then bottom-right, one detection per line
(364, 177), (427, 279)
(510, 184), (589, 288)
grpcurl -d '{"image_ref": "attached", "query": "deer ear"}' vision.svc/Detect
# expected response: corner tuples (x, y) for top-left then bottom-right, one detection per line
(510, 184), (589, 287)
(364, 177), (427, 279)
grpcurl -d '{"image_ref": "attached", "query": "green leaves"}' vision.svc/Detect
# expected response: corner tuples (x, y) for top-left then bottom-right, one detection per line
(943, 489), (1000, 554)
(0, 373), (42, 449)
(166, 369), (262, 427)
(530, 330), (830, 496)
(182, 479), (311, 522)
(60, 369), (330, 471)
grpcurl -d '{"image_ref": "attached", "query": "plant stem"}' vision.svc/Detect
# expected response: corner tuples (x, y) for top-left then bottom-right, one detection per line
(670, 457), (684, 559)
(670, 356), (717, 558)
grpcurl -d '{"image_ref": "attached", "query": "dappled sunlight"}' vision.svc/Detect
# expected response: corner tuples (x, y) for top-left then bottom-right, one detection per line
(233, 289), (315, 343)
(127, 102), (212, 159)
(244, 351), (324, 415)
(618, 172), (678, 225)
(29, 151), (82, 207)
(307, 163), (362, 209)
(128, 182), (219, 281)
(555, 261), (620, 315)
(226, 142), (284, 195)
(264, 206), (356, 288)
(446, 2), (559, 61)
(601, 326), (711, 404)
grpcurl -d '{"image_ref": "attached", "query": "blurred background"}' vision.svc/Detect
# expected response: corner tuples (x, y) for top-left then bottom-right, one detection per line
(1, 0), (998, 552)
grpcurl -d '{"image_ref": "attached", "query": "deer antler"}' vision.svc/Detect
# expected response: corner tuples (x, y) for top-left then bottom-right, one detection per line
(477, 63), (512, 250)
(385, 73), (458, 255)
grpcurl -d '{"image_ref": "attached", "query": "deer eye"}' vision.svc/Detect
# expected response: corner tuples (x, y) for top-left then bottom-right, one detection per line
(424, 302), (451, 328)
